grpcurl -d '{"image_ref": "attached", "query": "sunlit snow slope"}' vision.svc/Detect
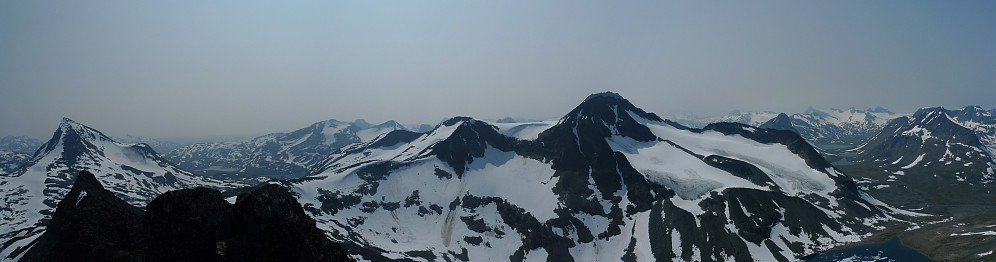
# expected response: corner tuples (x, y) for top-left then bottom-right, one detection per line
(292, 92), (909, 262)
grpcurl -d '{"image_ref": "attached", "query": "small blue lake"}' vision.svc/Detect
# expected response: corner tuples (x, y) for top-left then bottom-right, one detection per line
(805, 237), (935, 262)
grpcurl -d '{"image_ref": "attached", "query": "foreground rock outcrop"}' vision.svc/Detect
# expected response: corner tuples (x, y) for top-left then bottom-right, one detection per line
(23, 170), (352, 262)
(21, 171), (146, 262)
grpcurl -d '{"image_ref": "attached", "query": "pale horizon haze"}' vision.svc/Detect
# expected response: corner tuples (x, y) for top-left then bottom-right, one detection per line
(2, 1), (995, 140)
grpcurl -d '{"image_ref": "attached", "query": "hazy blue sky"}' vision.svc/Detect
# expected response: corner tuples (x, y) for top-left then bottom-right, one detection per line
(2, 1), (994, 139)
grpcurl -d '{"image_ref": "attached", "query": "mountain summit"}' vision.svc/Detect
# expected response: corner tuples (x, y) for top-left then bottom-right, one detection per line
(0, 118), (233, 260)
(291, 92), (905, 261)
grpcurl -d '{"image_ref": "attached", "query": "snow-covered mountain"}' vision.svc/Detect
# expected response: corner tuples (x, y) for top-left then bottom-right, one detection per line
(291, 92), (906, 261)
(789, 107), (902, 146)
(675, 111), (780, 128)
(946, 106), (996, 154)
(0, 118), (237, 261)
(166, 119), (406, 178)
(679, 107), (903, 148)
(846, 107), (996, 208)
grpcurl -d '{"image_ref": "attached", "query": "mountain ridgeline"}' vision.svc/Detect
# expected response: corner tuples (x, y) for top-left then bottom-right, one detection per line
(7, 93), (994, 261)
(291, 92), (908, 261)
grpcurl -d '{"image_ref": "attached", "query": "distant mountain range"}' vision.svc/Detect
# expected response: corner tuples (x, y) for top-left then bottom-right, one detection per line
(0, 136), (44, 174)
(677, 107), (906, 147)
(4, 94), (996, 261)
(165, 119), (407, 179)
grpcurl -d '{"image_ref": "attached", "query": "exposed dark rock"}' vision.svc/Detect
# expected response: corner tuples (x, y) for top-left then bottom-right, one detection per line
(225, 184), (351, 261)
(431, 117), (515, 177)
(145, 184), (353, 262)
(21, 171), (146, 262)
(24, 171), (353, 262)
(144, 187), (231, 261)
(759, 113), (800, 134)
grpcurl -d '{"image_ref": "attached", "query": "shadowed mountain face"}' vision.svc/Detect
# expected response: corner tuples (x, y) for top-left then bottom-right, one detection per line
(291, 92), (904, 261)
(21, 170), (353, 262)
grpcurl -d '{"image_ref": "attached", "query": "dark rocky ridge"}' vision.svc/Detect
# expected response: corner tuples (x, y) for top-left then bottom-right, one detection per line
(21, 170), (146, 262)
(502, 92), (884, 261)
(23, 170), (353, 262)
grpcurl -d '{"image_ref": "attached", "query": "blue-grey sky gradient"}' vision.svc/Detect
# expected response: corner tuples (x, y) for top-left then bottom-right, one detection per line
(2, 1), (995, 139)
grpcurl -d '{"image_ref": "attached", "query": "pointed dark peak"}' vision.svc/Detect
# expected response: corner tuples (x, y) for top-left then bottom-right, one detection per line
(575, 92), (661, 120)
(429, 117), (514, 177)
(548, 92), (662, 143)
(372, 120), (404, 130)
(72, 170), (106, 193)
(759, 113), (799, 134)
(27, 118), (118, 166)
(22, 170), (145, 261)
(56, 117), (114, 143)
